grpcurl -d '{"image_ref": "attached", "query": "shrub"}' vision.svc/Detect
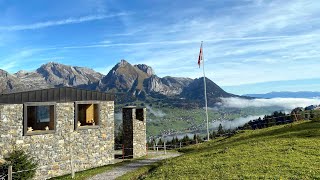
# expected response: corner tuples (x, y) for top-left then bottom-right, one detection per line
(0, 149), (38, 180)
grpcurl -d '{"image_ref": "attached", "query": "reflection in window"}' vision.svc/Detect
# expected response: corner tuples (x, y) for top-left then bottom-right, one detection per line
(24, 104), (55, 134)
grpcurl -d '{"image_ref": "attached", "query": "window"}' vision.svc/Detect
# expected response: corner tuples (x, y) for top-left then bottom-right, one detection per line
(75, 102), (100, 129)
(136, 108), (144, 121)
(24, 102), (56, 135)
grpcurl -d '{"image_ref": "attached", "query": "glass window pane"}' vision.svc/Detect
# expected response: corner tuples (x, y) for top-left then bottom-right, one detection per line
(37, 106), (50, 123)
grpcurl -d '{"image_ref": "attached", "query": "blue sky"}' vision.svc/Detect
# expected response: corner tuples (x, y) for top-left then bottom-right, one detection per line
(0, 0), (319, 95)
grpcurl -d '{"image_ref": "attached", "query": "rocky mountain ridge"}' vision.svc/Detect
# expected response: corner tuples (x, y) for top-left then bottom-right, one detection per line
(0, 60), (238, 106)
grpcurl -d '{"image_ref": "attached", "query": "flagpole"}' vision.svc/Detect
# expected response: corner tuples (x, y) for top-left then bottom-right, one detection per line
(201, 41), (210, 141)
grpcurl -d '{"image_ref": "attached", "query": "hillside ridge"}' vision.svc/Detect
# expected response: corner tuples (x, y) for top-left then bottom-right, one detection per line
(0, 60), (239, 106)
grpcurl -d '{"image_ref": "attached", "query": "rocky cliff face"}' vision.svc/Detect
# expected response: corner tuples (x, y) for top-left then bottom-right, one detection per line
(181, 77), (238, 106)
(0, 62), (104, 93)
(0, 60), (238, 105)
(98, 60), (149, 93)
(134, 64), (155, 76)
(98, 60), (193, 97)
(0, 69), (16, 93)
(36, 62), (103, 86)
(0, 69), (28, 93)
(14, 70), (53, 90)
(144, 76), (193, 96)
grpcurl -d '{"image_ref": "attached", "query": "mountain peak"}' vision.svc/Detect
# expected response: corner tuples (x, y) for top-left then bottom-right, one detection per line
(119, 59), (129, 66)
(134, 64), (154, 76)
(99, 59), (149, 92)
(42, 61), (63, 67)
(35, 62), (103, 87)
(0, 69), (10, 77)
(180, 77), (237, 106)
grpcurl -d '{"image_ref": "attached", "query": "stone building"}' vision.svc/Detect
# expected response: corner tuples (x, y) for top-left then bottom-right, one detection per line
(122, 106), (147, 158)
(0, 87), (115, 179)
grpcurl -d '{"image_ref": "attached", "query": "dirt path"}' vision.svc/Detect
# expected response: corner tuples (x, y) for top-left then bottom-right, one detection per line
(88, 152), (181, 180)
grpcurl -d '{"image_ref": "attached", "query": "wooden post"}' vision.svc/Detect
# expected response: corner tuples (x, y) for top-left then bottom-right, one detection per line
(164, 141), (167, 155)
(8, 165), (12, 180)
(156, 142), (158, 152)
(196, 135), (198, 144)
(180, 142), (182, 149)
(122, 144), (124, 160)
(146, 143), (148, 157)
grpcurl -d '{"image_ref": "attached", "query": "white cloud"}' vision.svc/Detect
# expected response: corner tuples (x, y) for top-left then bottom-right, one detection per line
(0, 49), (37, 71)
(2, 0), (320, 94)
(211, 115), (264, 130)
(0, 13), (128, 31)
(219, 97), (320, 110)
(146, 105), (166, 118)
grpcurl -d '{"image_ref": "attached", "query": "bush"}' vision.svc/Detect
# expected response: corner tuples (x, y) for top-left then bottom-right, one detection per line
(0, 149), (38, 180)
(0, 161), (7, 179)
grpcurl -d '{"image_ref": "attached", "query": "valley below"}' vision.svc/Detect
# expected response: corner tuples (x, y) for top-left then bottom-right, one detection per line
(115, 103), (286, 138)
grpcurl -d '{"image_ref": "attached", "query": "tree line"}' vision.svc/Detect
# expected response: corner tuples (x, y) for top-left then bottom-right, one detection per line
(239, 108), (320, 130)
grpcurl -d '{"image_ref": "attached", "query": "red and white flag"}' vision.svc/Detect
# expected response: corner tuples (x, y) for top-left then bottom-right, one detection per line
(198, 42), (203, 68)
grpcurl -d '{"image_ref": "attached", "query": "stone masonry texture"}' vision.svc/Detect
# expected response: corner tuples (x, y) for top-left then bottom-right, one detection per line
(122, 107), (146, 158)
(0, 101), (114, 179)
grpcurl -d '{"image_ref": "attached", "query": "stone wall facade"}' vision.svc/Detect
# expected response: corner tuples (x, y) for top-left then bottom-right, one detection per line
(0, 101), (114, 179)
(123, 107), (146, 158)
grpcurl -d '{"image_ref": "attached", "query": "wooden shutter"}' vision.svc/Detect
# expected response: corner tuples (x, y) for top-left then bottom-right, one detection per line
(86, 104), (94, 123)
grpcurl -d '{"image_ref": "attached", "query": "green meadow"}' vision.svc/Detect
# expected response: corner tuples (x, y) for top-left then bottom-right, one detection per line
(125, 120), (320, 179)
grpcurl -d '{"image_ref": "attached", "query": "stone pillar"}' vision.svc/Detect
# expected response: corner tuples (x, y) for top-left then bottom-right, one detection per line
(122, 106), (146, 158)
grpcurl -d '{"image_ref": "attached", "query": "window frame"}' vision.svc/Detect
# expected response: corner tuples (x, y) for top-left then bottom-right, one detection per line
(74, 101), (101, 130)
(23, 102), (57, 136)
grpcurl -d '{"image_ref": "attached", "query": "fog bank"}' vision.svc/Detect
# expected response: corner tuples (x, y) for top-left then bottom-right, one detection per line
(211, 115), (264, 130)
(219, 97), (320, 110)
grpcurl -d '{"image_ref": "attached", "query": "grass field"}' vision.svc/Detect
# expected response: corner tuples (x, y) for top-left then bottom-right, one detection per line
(131, 120), (320, 179)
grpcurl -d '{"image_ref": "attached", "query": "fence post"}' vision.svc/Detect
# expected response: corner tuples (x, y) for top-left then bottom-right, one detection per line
(156, 142), (158, 152)
(153, 143), (155, 151)
(8, 165), (12, 180)
(122, 144), (125, 160)
(146, 143), (148, 157)
(164, 141), (167, 155)
(179, 142), (182, 149)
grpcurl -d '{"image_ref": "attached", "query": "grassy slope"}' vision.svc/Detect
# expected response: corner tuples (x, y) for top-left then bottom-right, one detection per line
(143, 120), (320, 179)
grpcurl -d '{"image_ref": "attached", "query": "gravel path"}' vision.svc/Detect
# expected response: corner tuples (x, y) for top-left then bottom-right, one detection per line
(88, 152), (181, 180)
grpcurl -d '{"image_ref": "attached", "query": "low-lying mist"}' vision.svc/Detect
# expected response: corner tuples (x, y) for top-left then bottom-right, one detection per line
(210, 97), (320, 130)
(210, 115), (264, 130)
(219, 97), (320, 110)
(146, 105), (166, 117)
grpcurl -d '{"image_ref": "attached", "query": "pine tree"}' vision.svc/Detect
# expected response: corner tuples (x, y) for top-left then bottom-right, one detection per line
(210, 131), (217, 139)
(1, 150), (38, 180)
(158, 138), (163, 146)
(218, 124), (224, 135)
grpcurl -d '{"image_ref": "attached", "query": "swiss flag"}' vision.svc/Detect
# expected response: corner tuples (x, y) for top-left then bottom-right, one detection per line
(198, 42), (203, 68)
